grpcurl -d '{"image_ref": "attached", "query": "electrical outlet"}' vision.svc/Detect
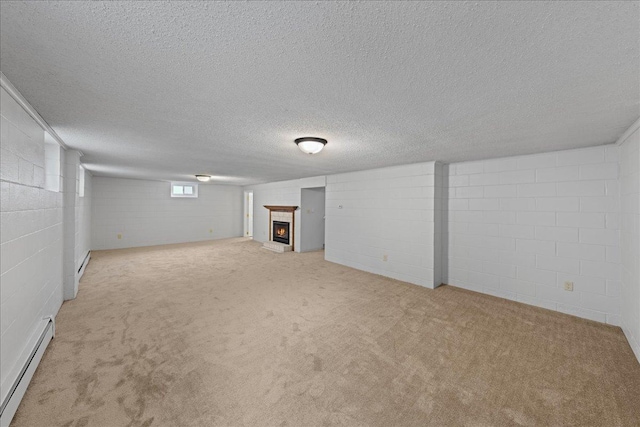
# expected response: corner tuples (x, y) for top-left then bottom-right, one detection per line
(383, 254), (388, 262)
(563, 281), (574, 291)
(117, 233), (122, 239)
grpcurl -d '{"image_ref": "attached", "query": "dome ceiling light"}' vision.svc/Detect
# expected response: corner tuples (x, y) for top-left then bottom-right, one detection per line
(295, 137), (327, 154)
(195, 175), (211, 182)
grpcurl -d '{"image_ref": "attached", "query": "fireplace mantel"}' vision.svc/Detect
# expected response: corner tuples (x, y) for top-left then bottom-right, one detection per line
(263, 205), (298, 212)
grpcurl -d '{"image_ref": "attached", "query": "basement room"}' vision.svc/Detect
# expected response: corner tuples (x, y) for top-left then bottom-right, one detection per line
(0, 1), (639, 426)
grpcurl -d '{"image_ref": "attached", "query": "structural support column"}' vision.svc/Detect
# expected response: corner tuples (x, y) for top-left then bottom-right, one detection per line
(433, 162), (446, 288)
(62, 150), (80, 300)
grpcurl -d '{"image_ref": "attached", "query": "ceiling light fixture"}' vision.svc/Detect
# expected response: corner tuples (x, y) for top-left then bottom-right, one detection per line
(295, 137), (327, 154)
(195, 175), (211, 182)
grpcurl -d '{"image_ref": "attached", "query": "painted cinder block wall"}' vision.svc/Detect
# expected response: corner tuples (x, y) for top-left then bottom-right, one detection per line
(0, 86), (64, 399)
(62, 149), (80, 299)
(248, 144), (634, 336)
(245, 165), (441, 286)
(446, 145), (622, 325)
(1, 74), (97, 419)
(618, 120), (640, 362)
(77, 169), (92, 271)
(325, 162), (441, 288)
(91, 177), (244, 250)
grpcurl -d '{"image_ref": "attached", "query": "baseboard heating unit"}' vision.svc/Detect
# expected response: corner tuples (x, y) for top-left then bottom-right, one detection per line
(78, 250), (91, 279)
(0, 317), (55, 427)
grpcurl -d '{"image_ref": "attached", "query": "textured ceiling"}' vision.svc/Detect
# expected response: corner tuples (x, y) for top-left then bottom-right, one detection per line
(1, 1), (638, 185)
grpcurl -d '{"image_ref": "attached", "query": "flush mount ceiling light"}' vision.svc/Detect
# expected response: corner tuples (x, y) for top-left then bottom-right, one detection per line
(295, 137), (327, 154)
(195, 175), (211, 182)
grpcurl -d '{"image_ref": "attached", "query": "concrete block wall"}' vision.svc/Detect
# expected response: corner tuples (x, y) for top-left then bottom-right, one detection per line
(433, 162), (446, 287)
(77, 170), (92, 271)
(62, 150), (80, 299)
(619, 123), (640, 361)
(325, 162), (438, 288)
(43, 134), (61, 192)
(0, 87), (64, 396)
(447, 145), (621, 324)
(91, 177), (244, 250)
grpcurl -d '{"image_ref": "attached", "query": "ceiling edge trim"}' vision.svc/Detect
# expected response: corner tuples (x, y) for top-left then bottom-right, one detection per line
(0, 72), (81, 155)
(615, 116), (640, 146)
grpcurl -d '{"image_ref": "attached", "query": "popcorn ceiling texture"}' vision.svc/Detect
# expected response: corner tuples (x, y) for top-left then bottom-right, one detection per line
(0, 1), (638, 185)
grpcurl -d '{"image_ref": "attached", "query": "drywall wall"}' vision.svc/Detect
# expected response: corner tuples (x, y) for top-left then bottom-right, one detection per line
(300, 187), (325, 252)
(0, 86), (64, 401)
(619, 120), (640, 362)
(325, 162), (439, 288)
(244, 176), (326, 252)
(447, 145), (621, 324)
(91, 177), (243, 250)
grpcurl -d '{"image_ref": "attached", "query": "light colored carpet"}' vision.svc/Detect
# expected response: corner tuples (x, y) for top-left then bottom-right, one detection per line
(11, 238), (640, 426)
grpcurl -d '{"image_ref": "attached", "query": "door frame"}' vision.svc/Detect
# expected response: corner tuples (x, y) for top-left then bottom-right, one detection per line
(244, 191), (254, 237)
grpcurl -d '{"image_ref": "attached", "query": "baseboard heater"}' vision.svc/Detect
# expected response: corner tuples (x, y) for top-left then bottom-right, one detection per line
(0, 317), (55, 427)
(78, 250), (91, 276)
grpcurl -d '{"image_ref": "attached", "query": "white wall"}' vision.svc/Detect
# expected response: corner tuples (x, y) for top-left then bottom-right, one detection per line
(447, 145), (621, 325)
(244, 176), (326, 252)
(43, 133), (60, 192)
(434, 162), (446, 287)
(77, 169), (92, 269)
(619, 121), (640, 362)
(91, 177), (243, 250)
(300, 187), (325, 252)
(0, 87), (64, 399)
(325, 162), (439, 288)
(62, 149), (81, 300)
(245, 141), (636, 340)
(243, 191), (254, 237)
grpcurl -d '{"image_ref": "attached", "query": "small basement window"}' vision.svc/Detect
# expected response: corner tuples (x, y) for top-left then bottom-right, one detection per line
(171, 182), (198, 198)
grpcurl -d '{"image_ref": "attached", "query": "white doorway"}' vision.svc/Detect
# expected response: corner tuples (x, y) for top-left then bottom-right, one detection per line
(299, 187), (325, 252)
(244, 191), (254, 237)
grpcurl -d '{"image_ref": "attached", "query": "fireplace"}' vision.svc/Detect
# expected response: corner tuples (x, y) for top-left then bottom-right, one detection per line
(263, 205), (297, 253)
(272, 221), (290, 245)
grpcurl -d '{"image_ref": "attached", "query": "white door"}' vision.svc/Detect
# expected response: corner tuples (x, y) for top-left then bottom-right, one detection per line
(245, 192), (254, 237)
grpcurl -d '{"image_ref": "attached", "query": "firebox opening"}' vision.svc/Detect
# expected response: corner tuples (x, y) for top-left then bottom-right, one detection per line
(272, 221), (290, 245)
